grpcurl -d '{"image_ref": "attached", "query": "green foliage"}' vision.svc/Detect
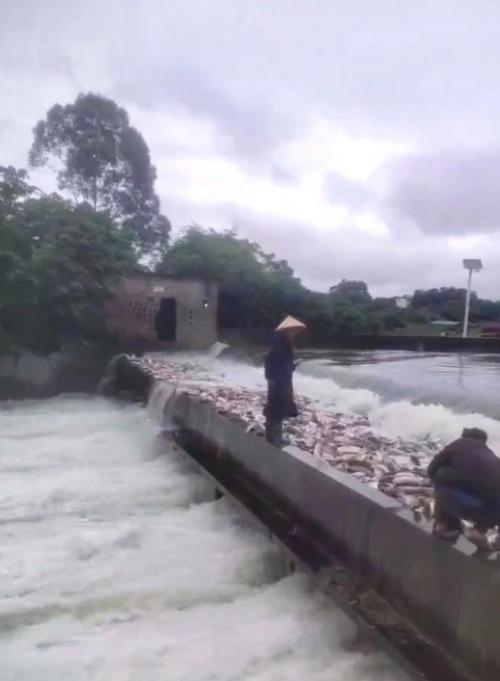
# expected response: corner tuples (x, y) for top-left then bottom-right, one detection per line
(329, 279), (371, 305)
(329, 299), (373, 335)
(29, 93), (170, 256)
(328, 280), (374, 335)
(0, 166), (37, 208)
(0, 166), (136, 354)
(158, 226), (306, 327)
(412, 287), (469, 320)
(472, 298), (500, 322)
(410, 286), (500, 324)
(406, 308), (427, 324)
(6, 84), (500, 353)
(379, 311), (406, 331)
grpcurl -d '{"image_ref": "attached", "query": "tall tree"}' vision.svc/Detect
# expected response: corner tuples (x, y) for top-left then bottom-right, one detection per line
(0, 166), (39, 351)
(0, 167), (136, 353)
(31, 199), (136, 349)
(29, 93), (170, 256)
(329, 279), (372, 304)
(328, 279), (373, 334)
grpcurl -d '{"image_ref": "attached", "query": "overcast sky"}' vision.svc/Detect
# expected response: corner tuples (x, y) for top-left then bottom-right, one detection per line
(2, 0), (500, 297)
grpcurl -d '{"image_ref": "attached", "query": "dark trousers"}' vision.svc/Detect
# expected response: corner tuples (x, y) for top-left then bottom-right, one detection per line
(434, 485), (500, 532)
(265, 417), (283, 446)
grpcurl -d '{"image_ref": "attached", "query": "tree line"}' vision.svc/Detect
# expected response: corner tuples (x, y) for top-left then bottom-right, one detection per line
(1, 93), (499, 355)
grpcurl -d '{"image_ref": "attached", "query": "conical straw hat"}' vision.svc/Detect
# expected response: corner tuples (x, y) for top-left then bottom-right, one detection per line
(276, 316), (306, 331)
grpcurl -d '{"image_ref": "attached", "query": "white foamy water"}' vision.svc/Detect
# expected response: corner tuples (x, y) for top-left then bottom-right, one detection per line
(166, 352), (500, 451)
(0, 395), (409, 681)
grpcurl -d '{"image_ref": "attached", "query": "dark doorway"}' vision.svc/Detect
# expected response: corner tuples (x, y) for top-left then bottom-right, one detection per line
(154, 297), (177, 341)
(218, 292), (243, 328)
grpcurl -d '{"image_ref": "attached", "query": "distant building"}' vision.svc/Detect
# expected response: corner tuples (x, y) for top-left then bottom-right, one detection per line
(394, 296), (411, 309)
(105, 273), (218, 350)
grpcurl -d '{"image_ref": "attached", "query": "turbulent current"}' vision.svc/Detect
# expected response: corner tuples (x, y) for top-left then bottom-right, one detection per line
(0, 394), (410, 681)
(173, 349), (500, 449)
(3, 347), (498, 679)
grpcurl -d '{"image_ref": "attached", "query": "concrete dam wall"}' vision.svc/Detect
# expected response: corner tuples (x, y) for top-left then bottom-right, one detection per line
(104, 356), (500, 681)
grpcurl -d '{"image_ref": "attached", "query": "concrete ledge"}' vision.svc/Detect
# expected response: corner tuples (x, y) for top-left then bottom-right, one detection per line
(107, 356), (500, 681)
(0, 347), (114, 400)
(165, 391), (500, 681)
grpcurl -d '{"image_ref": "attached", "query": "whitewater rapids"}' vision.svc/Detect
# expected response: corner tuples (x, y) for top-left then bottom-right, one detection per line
(0, 395), (410, 681)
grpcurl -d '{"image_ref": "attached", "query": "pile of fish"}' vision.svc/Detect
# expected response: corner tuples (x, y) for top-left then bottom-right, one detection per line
(130, 354), (437, 523)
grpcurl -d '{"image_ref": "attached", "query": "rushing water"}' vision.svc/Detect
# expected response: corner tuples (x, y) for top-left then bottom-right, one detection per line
(0, 395), (410, 681)
(194, 349), (500, 450)
(298, 350), (500, 448)
(301, 350), (500, 419)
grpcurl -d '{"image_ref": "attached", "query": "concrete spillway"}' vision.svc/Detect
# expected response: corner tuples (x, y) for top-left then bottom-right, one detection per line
(105, 355), (500, 681)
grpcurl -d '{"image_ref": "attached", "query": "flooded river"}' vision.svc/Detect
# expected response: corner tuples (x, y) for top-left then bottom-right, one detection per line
(0, 395), (409, 681)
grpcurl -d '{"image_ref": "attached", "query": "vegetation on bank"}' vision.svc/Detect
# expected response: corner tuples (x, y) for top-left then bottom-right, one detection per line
(2, 92), (500, 355)
(0, 92), (163, 354)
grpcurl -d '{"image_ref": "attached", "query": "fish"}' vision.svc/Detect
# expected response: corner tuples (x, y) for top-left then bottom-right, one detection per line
(125, 352), (441, 522)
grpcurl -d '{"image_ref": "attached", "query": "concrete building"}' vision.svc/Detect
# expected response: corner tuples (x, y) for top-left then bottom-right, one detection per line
(105, 273), (218, 350)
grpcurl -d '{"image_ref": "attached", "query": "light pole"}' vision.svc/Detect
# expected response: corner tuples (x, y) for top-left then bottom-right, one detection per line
(462, 259), (482, 338)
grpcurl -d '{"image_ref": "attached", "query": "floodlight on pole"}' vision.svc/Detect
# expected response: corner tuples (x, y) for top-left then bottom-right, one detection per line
(462, 259), (482, 338)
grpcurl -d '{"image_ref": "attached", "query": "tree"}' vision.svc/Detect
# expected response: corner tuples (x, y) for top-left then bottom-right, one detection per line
(29, 93), (170, 256)
(31, 199), (136, 349)
(329, 279), (372, 304)
(0, 167), (136, 353)
(380, 311), (406, 331)
(328, 279), (373, 335)
(0, 165), (38, 208)
(329, 298), (373, 335)
(158, 225), (307, 327)
(0, 166), (40, 352)
(412, 287), (469, 312)
(476, 299), (500, 321)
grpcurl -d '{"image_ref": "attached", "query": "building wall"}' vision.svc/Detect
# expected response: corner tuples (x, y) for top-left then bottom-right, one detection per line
(105, 275), (218, 349)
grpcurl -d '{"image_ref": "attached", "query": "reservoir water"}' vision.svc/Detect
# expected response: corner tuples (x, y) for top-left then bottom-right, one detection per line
(0, 394), (410, 681)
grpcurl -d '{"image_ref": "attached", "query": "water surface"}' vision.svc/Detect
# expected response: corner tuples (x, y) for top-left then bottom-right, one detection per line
(0, 395), (409, 681)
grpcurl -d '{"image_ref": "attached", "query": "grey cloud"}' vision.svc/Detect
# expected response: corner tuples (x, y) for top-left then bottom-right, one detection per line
(237, 213), (498, 298)
(0, 119), (13, 133)
(103, 0), (500, 146)
(384, 149), (500, 235)
(162, 196), (493, 297)
(5, 0), (500, 298)
(270, 165), (300, 186)
(114, 64), (300, 162)
(324, 171), (372, 209)
(0, 45), (76, 82)
(5, 1), (500, 147)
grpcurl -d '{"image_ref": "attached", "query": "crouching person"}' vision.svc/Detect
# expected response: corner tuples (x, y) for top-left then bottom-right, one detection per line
(428, 427), (500, 551)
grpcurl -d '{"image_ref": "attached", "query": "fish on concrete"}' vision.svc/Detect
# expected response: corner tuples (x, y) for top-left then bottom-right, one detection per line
(128, 354), (442, 524)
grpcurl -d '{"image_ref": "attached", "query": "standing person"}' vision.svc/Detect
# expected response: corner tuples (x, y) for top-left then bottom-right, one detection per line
(264, 316), (306, 446)
(428, 427), (500, 550)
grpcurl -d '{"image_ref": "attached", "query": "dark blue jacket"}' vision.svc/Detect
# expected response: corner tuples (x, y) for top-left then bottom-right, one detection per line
(265, 332), (294, 382)
(264, 332), (297, 420)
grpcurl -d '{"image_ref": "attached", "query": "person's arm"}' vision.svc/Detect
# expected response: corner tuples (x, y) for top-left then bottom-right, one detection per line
(427, 443), (453, 480)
